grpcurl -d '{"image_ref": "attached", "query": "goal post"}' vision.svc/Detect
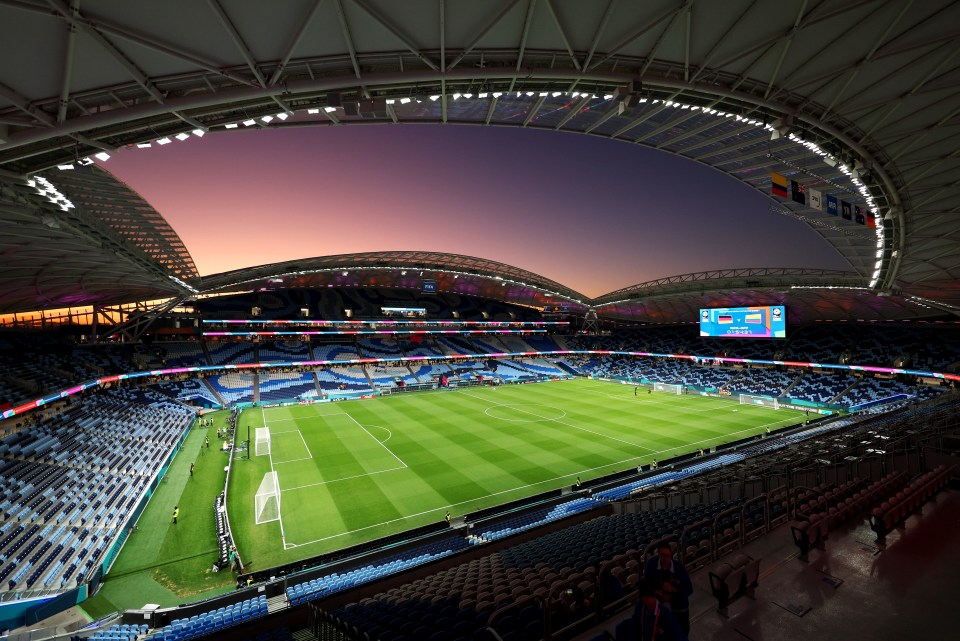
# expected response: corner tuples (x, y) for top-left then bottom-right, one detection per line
(255, 471), (280, 524)
(739, 394), (780, 409)
(255, 427), (271, 456)
(653, 382), (683, 395)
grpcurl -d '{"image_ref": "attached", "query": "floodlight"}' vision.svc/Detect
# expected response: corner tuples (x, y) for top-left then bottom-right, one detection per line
(175, 132), (190, 141)
(478, 92), (488, 98)
(242, 119), (256, 126)
(400, 97), (411, 104)
(192, 129), (206, 137)
(224, 123), (239, 129)
(260, 115), (274, 123)
(463, 93), (472, 99)
(525, 91), (534, 97)
(57, 163), (74, 170)
(324, 106), (337, 112)
(452, 93), (461, 100)
(604, 94), (613, 100)
(156, 137), (172, 145)
(386, 99), (395, 104)
(307, 108), (320, 114)
(492, 92), (502, 98)
(275, 112), (289, 120)
(94, 151), (110, 161)
(538, 92), (548, 97)
(342, 271), (349, 276)
(136, 142), (152, 148)
(552, 92), (561, 97)
(78, 157), (94, 165)
(401, 270), (406, 275)
(429, 95), (440, 101)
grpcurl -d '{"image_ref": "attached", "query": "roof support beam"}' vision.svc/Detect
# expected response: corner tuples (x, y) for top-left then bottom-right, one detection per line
(543, 0), (581, 71)
(448, 0), (522, 71)
(608, 102), (664, 139)
(523, 95), (546, 126)
(638, 2), (689, 77)
(56, 0), (80, 124)
(353, 0), (439, 72)
(763, 0), (807, 99)
(553, 95), (592, 130)
(484, 95), (499, 125)
(333, 0), (362, 81)
(44, 0), (251, 92)
(206, 0), (268, 88)
(0, 81), (55, 127)
(514, 0), (538, 77)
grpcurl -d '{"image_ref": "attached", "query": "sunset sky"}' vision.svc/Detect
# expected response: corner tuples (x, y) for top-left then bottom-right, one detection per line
(100, 124), (849, 298)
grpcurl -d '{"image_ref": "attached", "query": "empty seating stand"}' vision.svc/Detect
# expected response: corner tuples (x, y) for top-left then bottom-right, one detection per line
(708, 553), (760, 617)
(790, 476), (887, 561)
(869, 465), (956, 543)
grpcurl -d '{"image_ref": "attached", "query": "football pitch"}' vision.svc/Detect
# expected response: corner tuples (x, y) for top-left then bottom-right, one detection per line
(226, 379), (805, 571)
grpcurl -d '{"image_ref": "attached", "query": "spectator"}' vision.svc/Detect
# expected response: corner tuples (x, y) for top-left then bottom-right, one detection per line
(632, 583), (687, 641)
(644, 543), (693, 636)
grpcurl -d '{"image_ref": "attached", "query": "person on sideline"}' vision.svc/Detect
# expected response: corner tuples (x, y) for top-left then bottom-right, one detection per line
(172, 505), (180, 524)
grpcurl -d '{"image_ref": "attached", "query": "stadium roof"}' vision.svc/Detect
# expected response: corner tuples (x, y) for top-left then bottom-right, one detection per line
(0, 1), (958, 320)
(197, 251), (591, 312)
(0, 166), (196, 313)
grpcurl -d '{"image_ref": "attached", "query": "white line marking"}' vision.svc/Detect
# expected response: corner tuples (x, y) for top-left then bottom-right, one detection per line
(339, 411), (409, 469)
(281, 466), (407, 492)
(258, 414), (347, 424)
(298, 429), (313, 459)
(458, 390), (654, 452)
(273, 456), (313, 464)
(364, 424), (394, 443)
(261, 407), (289, 550)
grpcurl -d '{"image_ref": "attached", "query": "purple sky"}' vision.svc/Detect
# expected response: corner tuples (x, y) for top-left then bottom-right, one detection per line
(101, 125), (849, 298)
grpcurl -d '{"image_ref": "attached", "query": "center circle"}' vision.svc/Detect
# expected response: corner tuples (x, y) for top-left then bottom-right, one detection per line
(484, 404), (567, 422)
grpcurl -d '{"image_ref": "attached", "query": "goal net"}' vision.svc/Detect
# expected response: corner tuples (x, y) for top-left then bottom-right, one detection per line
(653, 382), (683, 395)
(255, 427), (271, 456)
(255, 471), (280, 524)
(739, 394), (780, 409)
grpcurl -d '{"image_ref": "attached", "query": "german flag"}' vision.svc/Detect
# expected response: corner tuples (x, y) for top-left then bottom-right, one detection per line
(771, 172), (788, 198)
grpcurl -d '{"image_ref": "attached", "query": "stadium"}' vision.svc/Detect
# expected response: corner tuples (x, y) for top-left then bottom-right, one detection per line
(0, 1), (958, 641)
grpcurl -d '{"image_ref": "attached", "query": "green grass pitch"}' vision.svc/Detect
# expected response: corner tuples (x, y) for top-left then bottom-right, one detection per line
(226, 378), (805, 572)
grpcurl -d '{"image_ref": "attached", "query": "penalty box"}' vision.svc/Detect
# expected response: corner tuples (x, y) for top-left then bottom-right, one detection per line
(262, 412), (407, 492)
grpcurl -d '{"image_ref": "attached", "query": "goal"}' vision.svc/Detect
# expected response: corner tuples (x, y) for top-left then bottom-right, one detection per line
(653, 382), (683, 395)
(255, 427), (271, 456)
(739, 394), (780, 409)
(255, 471), (280, 524)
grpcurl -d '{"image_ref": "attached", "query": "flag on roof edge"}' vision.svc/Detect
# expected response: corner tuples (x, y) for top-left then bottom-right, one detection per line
(791, 180), (806, 205)
(855, 206), (866, 225)
(826, 194), (839, 216)
(808, 188), (823, 211)
(771, 172), (788, 198)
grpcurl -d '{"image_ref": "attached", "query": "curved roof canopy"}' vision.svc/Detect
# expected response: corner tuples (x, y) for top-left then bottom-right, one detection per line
(0, 1), (958, 318)
(0, 166), (195, 313)
(197, 251), (590, 312)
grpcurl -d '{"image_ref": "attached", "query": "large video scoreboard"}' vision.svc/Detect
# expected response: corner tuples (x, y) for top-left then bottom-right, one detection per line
(700, 306), (786, 338)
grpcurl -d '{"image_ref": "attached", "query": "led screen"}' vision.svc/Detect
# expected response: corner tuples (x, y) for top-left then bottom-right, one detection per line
(700, 306), (786, 338)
